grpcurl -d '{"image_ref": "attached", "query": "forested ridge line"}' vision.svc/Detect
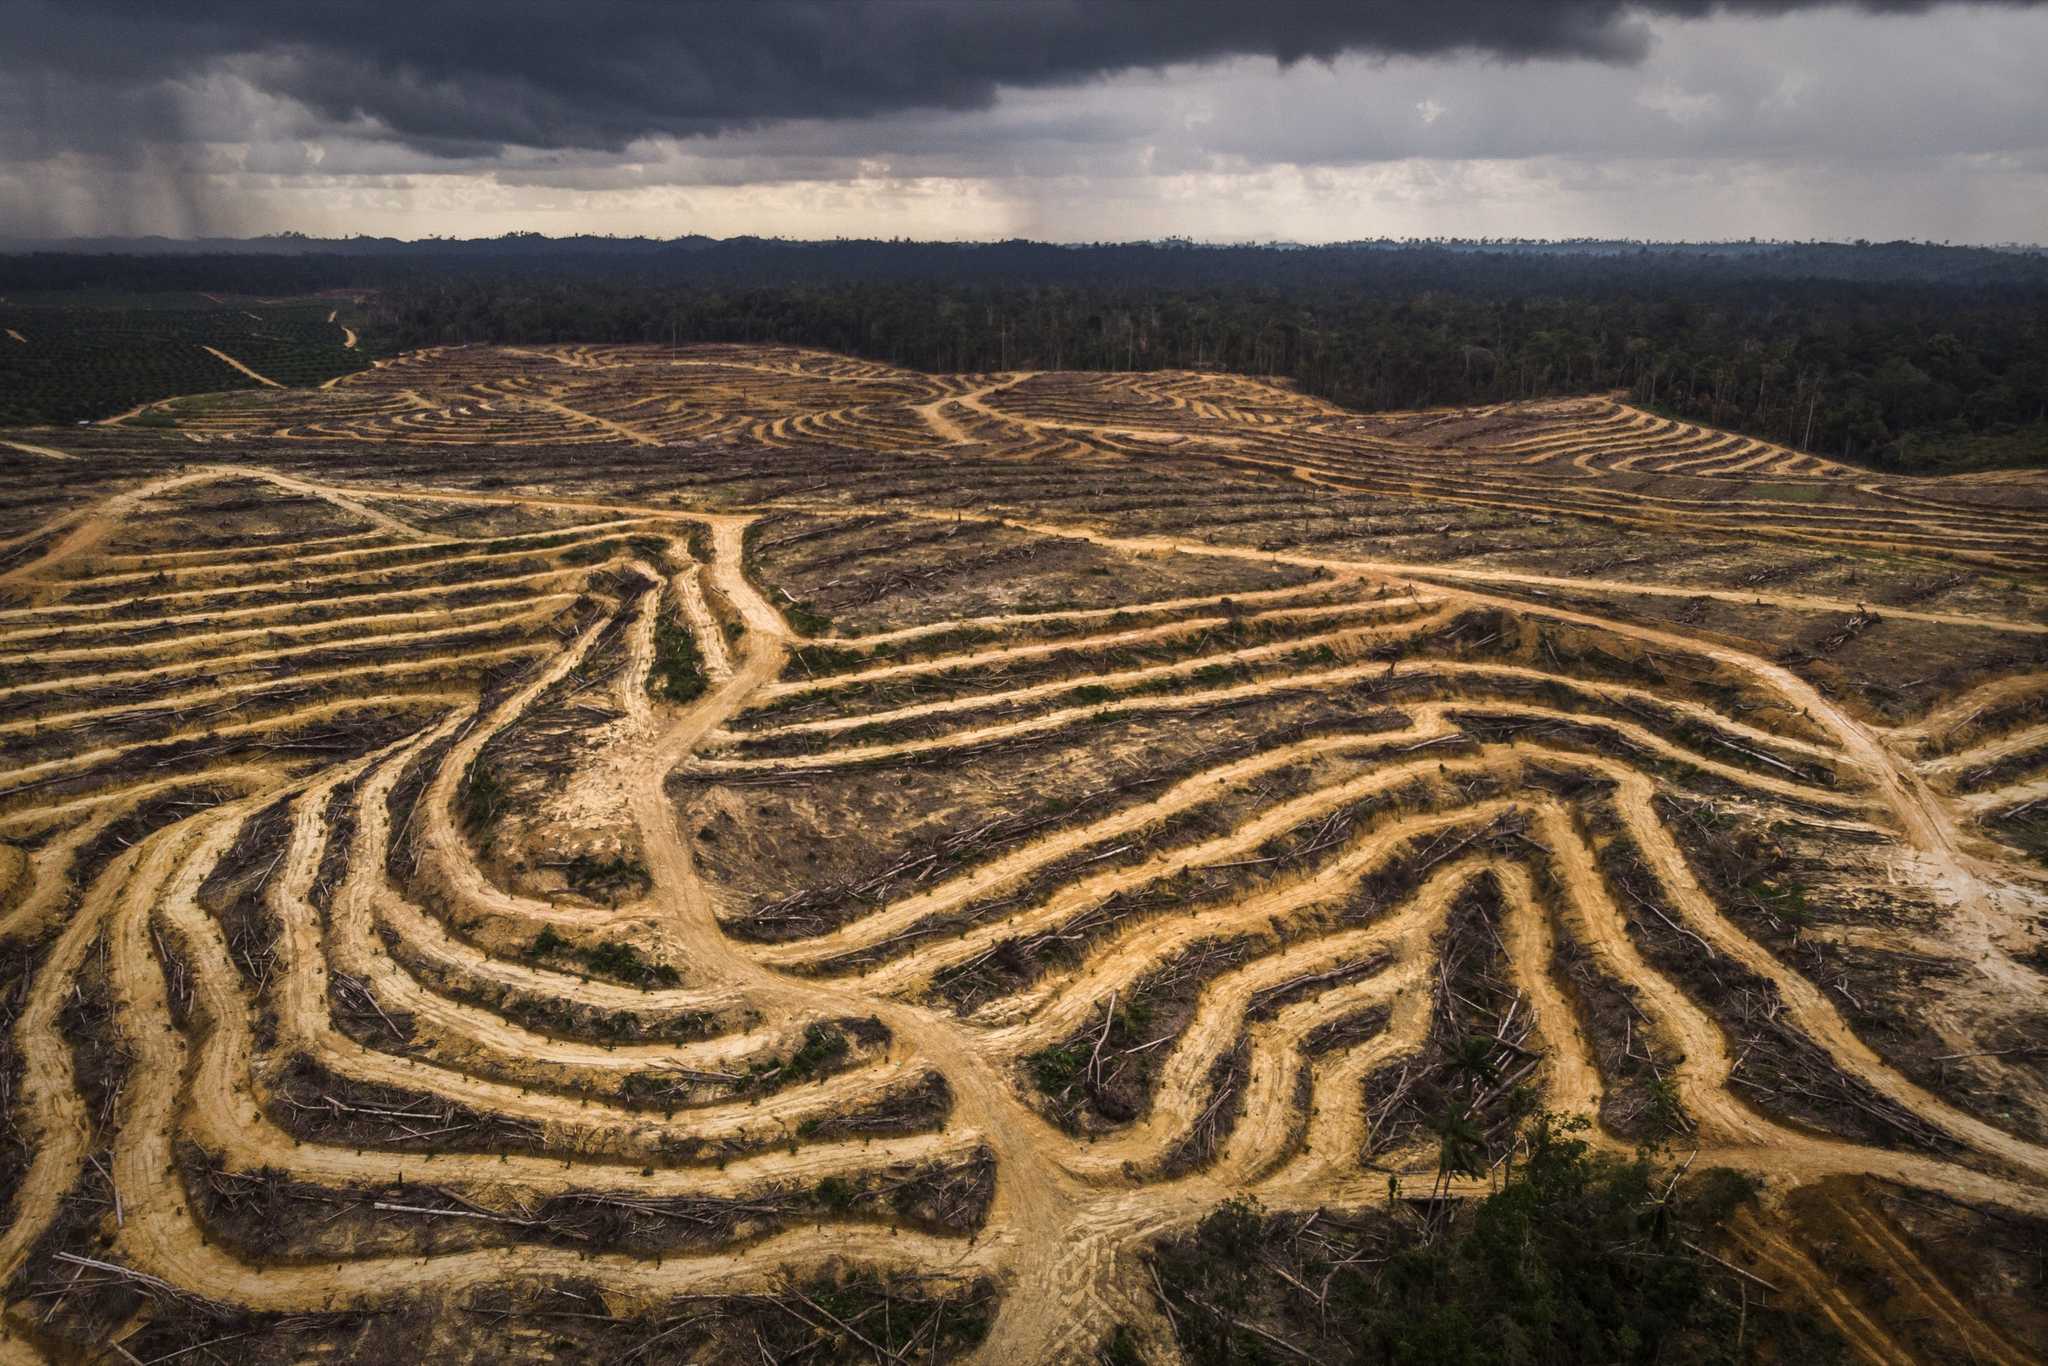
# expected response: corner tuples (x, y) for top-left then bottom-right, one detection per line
(5, 237), (2045, 472)
(365, 275), (2048, 474)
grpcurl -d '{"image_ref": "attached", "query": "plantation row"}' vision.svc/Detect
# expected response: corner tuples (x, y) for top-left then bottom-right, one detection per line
(0, 297), (368, 426)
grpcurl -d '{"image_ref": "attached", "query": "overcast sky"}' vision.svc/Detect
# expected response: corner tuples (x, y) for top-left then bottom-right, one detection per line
(3, 1), (2044, 243)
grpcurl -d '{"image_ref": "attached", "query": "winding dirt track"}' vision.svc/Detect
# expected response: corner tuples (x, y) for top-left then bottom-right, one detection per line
(4, 345), (2047, 1363)
(199, 344), (283, 388)
(0, 441), (71, 463)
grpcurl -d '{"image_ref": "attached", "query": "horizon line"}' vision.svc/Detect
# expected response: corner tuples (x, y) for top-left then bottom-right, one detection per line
(4, 231), (2046, 253)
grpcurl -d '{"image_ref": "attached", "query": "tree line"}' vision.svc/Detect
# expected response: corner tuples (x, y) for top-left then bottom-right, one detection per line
(367, 273), (2048, 473)
(4, 238), (2043, 471)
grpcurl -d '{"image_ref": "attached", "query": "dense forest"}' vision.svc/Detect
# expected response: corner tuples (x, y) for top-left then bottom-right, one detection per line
(366, 273), (2048, 472)
(4, 236), (2044, 471)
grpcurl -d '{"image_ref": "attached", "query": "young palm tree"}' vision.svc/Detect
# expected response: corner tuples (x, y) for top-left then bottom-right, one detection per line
(1431, 1104), (1487, 1199)
(1446, 1034), (1503, 1093)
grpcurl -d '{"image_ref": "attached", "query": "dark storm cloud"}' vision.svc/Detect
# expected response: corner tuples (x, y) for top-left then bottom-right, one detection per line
(8, 0), (2043, 155)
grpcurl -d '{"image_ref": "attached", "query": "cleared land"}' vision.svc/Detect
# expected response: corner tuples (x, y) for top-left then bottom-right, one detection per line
(1, 344), (2046, 1362)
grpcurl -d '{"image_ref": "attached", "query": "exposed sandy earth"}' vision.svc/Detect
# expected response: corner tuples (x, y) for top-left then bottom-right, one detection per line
(3, 343), (2047, 1362)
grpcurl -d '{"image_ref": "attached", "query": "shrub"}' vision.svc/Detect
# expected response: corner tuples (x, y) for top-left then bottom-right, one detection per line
(647, 615), (706, 702)
(459, 760), (507, 835)
(524, 927), (679, 989)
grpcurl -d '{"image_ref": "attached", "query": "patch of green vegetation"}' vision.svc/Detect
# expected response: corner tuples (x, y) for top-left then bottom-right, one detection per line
(1646, 1074), (1688, 1136)
(126, 409), (177, 429)
(582, 940), (679, 987)
(524, 926), (679, 989)
(1150, 1114), (1843, 1366)
(458, 759), (507, 836)
(559, 538), (622, 567)
(1028, 1042), (1089, 1098)
(1890, 422), (2048, 475)
(561, 853), (649, 905)
(1192, 662), (1247, 688)
(788, 644), (869, 676)
(1744, 875), (1813, 927)
(1027, 999), (1155, 1104)
(647, 614), (706, 703)
(0, 295), (371, 426)
(760, 1021), (851, 1085)
(783, 600), (834, 636)
(815, 1175), (857, 1210)
(1099, 1325), (1144, 1365)
(164, 392), (237, 415)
